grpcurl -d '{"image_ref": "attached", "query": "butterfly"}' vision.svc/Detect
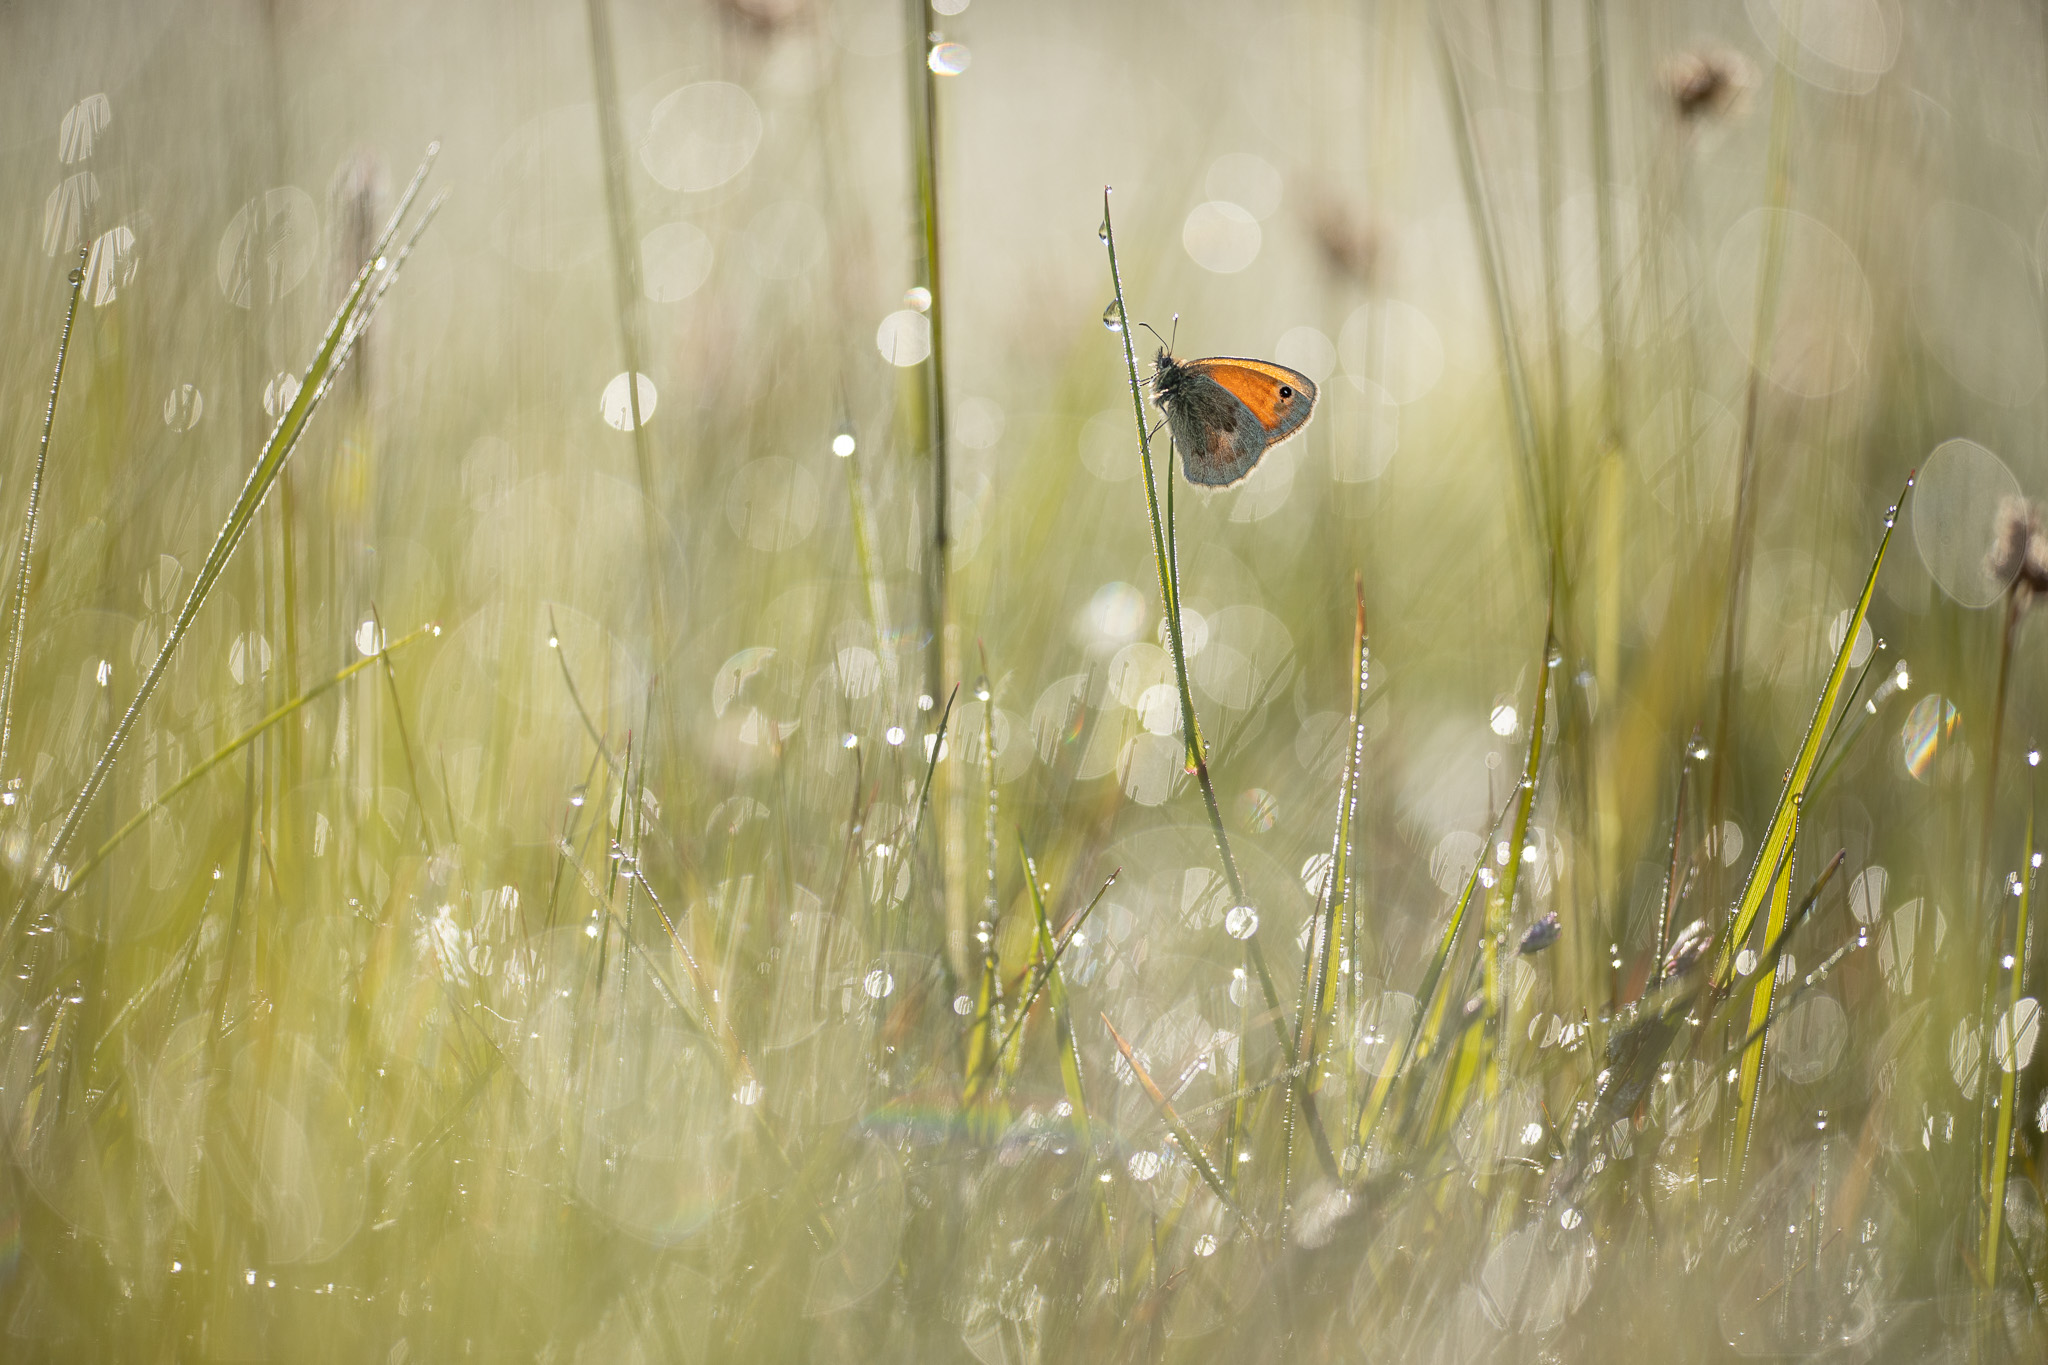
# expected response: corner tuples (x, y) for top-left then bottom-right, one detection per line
(1149, 342), (1318, 488)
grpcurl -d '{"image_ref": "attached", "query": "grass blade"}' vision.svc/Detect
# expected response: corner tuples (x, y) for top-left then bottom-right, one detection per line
(12, 145), (443, 931)
(0, 244), (88, 785)
(1714, 473), (1912, 987)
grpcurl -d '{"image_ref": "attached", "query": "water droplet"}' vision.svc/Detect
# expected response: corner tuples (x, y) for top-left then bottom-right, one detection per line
(885, 726), (906, 746)
(1224, 905), (1259, 939)
(66, 268), (82, 284)
(1098, 219), (1110, 243)
(162, 384), (205, 432)
(1559, 1207), (1582, 1229)
(1102, 300), (1124, 332)
(974, 674), (991, 701)
(903, 285), (932, 312)
(733, 1076), (764, 1106)
(863, 967), (894, 999)
(599, 372), (658, 431)
(1193, 1233), (1217, 1257)
(927, 41), (971, 75)
(842, 733), (858, 749)
(1490, 703), (1518, 736)
(952, 994), (974, 1016)
(1127, 1150), (1162, 1180)
(568, 785), (587, 807)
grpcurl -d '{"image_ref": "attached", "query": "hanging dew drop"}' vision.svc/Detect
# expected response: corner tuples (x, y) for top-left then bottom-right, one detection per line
(1098, 220), (1110, 243)
(1102, 301), (1124, 332)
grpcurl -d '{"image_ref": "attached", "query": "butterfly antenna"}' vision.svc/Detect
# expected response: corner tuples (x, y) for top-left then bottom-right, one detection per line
(1138, 319), (1172, 353)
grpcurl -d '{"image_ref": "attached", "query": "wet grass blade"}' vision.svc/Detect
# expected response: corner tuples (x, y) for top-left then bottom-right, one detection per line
(1354, 794), (1514, 1157)
(1716, 473), (1911, 986)
(48, 622), (440, 904)
(1982, 789), (2033, 1286)
(11, 145), (443, 933)
(1729, 810), (1797, 1178)
(1103, 1013), (1248, 1230)
(0, 245), (88, 785)
(1101, 190), (1297, 1076)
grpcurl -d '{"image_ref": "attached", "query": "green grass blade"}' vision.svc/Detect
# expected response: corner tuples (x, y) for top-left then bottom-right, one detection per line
(1982, 789), (2033, 1286)
(13, 146), (442, 929)
(1730, 810), (1797, 1179)
(1715, 473), (1911, 986)
(0, 245), (88, 784)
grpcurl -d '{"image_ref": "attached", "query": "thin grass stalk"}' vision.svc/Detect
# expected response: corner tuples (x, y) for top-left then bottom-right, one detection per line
(1483, 621), (1556, 1099)
(1729, 809), (1797, 1179)
(1290, 587), (1370, 1187)
(1715, 474), (1910, 982)
(1976, 589), (2025, 918)
(907, 0), (951, 704)
(1431, 13), (1547, 557)
(1981, 782), (2033, 1288)
(371, 608), (437, 854)
(905, 0), (962, 976)
(1303, 586), (1370, 1074)
(1584, 0), (1624, 449)
(985, 856), (1113, 1087)
(583, 0), (674, 760)
(843, 446), (893, 652)
(0, 244), (89, 788)
(1354, 794), (1514, 1159)
(11, 148), (441, 934)
(1102, 1014), (1248, 1230)
(1536, 0), (1569, 489)
(49, 622), (438, 902)
(1099, 191), (1297, 1068)
(1706, 9), (1803, 889)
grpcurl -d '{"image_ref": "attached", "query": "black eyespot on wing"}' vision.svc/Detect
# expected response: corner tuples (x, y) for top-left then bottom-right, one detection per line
(1278, 385), (1292, 398)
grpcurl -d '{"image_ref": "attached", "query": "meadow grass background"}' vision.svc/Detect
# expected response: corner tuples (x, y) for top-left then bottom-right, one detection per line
(1, 0), (2046, 1359)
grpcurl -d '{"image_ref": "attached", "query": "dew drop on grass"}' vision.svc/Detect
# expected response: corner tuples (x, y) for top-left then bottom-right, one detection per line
(927, 42), (970, 75)
(903, 286), (932, 311)
(1127, 1150), (1162, 1181)
(877, 309), (933, 365)
(162, 384), (204, 431)
(568, 785), (587, 807)
(1224, 906), (1259, 939)
(733, 1076), (763, 1106)
(599, 372), (658, 431)
(263, 372), (300, 418)
(952, 994), (974, 1016)
(831, 431), (856, 457)
(1102, 301), (1123, 332)
(1193, 1233), (1217, 1257)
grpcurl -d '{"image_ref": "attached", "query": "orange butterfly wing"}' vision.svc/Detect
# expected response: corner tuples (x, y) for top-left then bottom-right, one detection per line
(1183, 358), (1318, 440)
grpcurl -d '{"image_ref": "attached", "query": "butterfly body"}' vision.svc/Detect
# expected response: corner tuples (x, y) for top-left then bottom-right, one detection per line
(1150, 350), (1317, 487)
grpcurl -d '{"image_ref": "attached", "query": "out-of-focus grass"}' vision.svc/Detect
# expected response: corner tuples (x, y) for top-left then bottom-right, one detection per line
(1, 0), (2046, 1360)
